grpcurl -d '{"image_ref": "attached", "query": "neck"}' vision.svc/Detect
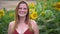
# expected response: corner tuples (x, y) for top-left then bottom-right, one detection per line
(19, 16), (26, 23)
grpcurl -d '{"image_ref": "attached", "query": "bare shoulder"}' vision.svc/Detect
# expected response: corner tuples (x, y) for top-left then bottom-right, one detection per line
(8, 21), (15, 34)
(30, 19), (38, 28)
(30, 19), (37, 25)
(9, 21), (15, 25)
(9, 21), (15, 27)
(30, 20), (39, 34)
(8, 21), (15, 29)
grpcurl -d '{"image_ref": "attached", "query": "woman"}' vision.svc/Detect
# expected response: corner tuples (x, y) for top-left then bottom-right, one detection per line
(8, 1), (39, 34)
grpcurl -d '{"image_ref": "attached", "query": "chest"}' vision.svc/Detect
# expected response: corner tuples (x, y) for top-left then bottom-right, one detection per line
(16, 23), (28, 34)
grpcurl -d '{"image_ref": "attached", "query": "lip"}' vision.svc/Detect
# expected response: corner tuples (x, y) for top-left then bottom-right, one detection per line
(19, 11), (25, 14)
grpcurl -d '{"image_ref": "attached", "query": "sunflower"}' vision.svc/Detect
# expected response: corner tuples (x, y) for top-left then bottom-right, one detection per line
(29, 3), (35, 8)
(55, 2), (60, 11)
(9, 13), (13, 17)
(0, 9), (4, 18)
(41, 12), (46, 17)
(30, 11), (38, 20)
(29, 9), (36, 14)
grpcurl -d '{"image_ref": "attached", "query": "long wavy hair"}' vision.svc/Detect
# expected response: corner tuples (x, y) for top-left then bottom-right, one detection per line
(12, 1), (33, 33)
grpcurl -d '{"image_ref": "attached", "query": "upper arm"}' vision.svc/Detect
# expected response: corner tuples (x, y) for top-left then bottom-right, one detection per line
(31, 20), (39, 34)
(8, 21), (15, 34)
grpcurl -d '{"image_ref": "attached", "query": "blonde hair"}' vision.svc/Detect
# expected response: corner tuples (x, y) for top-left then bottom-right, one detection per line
(12, 1), (33, 33)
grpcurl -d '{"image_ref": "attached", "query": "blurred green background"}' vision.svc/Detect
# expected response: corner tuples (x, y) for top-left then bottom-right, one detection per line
(0, 0), (60, 34)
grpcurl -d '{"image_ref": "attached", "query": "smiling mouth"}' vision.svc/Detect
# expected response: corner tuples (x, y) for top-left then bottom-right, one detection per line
(19, 11), (26, 14)
(20, 12), (24, 13)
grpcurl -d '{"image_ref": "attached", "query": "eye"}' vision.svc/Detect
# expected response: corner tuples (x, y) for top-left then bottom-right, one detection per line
(24, 8), (27, 10)
(19, 8), (22, 9)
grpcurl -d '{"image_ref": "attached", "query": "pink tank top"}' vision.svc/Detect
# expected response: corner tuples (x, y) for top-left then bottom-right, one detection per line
(13, 28), (34, 34)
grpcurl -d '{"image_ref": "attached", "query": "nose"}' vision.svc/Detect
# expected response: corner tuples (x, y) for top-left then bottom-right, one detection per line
(21, 8), (24, 11)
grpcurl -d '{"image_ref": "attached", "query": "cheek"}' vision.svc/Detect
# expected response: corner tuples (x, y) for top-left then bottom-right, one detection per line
(25, 10), (28, 14)
(18, 9), (21, 12)
(25, 10), (27, 12)
(24, 9), (28, 13)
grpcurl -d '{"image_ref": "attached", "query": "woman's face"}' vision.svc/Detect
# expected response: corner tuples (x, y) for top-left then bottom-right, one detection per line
(18, 3), (28, 17)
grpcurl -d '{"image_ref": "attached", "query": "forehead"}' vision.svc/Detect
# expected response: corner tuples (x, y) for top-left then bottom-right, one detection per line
(19, 3), (27, 8)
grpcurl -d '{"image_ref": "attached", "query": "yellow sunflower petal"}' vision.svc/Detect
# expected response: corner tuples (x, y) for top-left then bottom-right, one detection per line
(30, 11), (38, 20)
(9, 13), (13, 17)
(0, 10), (4, 17)
(29, 3), (35, 8)
(41, 12), (46, 16)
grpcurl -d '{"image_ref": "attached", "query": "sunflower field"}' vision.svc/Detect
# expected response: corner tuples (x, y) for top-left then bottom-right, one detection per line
(0, 0), (60, 34)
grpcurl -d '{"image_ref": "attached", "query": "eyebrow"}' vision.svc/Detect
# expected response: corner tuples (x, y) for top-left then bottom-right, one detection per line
(18, 7), (27, 9)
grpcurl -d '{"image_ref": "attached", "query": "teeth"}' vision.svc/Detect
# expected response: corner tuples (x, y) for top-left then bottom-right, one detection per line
(20, 12), (24, 13)
(19, 11), (26, 14)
